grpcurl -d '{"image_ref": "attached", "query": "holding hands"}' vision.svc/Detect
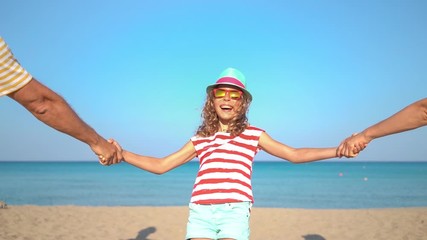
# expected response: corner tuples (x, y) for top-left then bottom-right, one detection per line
(110, 139), (124, 157)
(337, 133), (368, 158)
(97, 139), (124, 165)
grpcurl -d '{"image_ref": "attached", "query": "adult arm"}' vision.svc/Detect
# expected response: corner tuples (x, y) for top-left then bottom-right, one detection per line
(7, 78), (118, 164)
(338, 98), (427, 157)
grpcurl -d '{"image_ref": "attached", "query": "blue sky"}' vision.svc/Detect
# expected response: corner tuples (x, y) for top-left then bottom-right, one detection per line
(1, 0), (426, 162)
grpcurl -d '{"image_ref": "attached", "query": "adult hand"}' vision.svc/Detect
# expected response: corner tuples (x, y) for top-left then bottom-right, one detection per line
(90, 138), (119, 165)
(337, 133), (368, 158)
(108, 138), (124, 161)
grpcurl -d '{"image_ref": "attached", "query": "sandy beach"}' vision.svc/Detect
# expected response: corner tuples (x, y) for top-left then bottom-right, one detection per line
(1, 206), (426, 240)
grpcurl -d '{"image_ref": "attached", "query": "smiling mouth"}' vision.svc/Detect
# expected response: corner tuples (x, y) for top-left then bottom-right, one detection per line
(220, 105), (233, 111)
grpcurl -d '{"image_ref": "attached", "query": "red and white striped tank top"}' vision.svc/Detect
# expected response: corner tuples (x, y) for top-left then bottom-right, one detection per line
(190, 126), (264, 204)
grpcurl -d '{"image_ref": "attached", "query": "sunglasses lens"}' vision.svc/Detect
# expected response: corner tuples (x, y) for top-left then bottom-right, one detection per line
(214, 89), (226, 98)
(213, 88), (242, 99)
(229, 91), (242, 99)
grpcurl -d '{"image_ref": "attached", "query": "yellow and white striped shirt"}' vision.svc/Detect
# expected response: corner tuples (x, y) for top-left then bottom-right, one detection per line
(0, 37), (33, 97)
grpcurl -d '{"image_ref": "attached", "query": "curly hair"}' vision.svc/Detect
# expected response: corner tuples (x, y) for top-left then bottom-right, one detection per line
(196, 90), (251, 137)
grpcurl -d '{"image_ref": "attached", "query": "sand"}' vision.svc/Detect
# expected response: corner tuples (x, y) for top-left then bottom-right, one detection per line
(1, 205), (426, 240)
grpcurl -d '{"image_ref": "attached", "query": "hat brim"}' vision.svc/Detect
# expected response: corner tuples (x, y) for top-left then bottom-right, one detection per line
(206, 83), (252, 101)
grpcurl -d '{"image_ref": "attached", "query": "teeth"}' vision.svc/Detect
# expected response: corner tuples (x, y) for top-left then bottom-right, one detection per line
(221, 105), (232, 110)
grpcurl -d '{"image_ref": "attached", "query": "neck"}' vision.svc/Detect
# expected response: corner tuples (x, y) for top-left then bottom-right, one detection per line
(219, 122), (229, 132)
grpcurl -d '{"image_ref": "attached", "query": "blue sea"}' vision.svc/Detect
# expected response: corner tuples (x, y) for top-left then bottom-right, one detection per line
(1, 161), (426, 209)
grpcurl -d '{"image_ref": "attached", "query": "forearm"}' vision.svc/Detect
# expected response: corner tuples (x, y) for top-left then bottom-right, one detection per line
(9, 79), (103, 146)
(362, 98), (427, 141)
(288, 147), (337, 163)
(8, 78), (118, 164)
(122, 151), (167, 174)
(38, 96), (102, 145)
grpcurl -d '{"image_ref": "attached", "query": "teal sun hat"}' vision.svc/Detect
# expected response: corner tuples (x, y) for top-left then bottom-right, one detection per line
(206, 67), (252, 101)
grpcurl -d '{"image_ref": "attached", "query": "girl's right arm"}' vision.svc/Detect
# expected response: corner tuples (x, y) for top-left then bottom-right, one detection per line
(112, 140), (197, 174)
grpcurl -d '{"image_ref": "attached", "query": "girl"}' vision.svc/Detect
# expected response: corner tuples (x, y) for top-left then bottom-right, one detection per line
(110, 68), (349, 240)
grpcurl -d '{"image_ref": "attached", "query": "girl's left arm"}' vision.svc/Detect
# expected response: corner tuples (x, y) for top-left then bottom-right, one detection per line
(258, 132), (338, 163)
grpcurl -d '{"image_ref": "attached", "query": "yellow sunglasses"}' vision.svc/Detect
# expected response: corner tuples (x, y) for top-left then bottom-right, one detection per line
(213, 88), (243, 100)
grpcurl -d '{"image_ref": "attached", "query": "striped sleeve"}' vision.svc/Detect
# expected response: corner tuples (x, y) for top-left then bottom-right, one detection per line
(0, 37), (33, 97)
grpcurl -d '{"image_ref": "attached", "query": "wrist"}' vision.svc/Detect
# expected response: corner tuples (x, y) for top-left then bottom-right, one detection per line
(121, 150), (128, 162)
(360, 130), (374, 143)
(86, 132), (103, 148)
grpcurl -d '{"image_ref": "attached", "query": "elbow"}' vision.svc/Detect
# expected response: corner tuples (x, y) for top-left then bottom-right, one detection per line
(284, 149), (304, 164)
(25, 97), (50, 116)
(26, 95), (65, 117)
(143, 168), (166, 175)
(285, 154), (304, 164)
(151, 164), (170, 175)
(31, 102), (50, 116)
(287, 159), (304, 164)
(152, 170), (167, 175)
